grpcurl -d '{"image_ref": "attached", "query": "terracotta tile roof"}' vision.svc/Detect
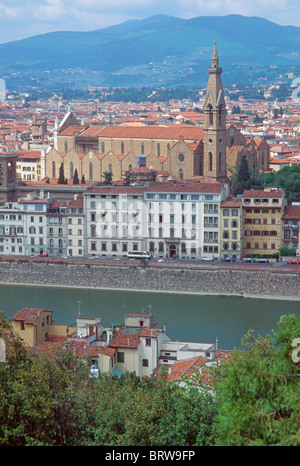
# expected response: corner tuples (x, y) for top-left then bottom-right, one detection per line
(79, 125), (204, 142)
(144, 181), (222, 193)
(12, 308), (52, 324)
(139, 328), (163, 338)
(59, 125), (87, 136)
(108, 328), (141, 349)
(282, 204), (300, 219)
(243, 189), (283, 198)
(86, 181), (222, 195)
(221, 197), (242, 208)
(17, 151), (41, 160)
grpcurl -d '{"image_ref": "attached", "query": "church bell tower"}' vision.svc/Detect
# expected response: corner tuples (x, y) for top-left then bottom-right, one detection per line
(203, 42), (227, 182)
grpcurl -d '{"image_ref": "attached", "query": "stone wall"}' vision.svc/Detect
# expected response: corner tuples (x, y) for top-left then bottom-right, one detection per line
(0, 258), (299, 300)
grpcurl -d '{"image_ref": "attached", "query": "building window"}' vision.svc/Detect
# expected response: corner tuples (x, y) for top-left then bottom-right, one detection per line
(146, 338), (151, 346)
(52, 161), (56, 178)
(117, 352), (124, 363)
(209, 152), (213, 171)
(142, 359), (149, 367)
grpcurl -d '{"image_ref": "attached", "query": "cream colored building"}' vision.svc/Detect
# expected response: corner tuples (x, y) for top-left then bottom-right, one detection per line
(17, 151), (41, 182)
(12, 308), (76, 347)
(242, 188), (285, 256)
(220, 197), (243, 260)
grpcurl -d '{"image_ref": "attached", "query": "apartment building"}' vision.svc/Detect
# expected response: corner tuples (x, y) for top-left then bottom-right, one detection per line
(0, 203), (26, 255)
(16, 151), (41, 182)
(84, 181), (229, 260)
(242, 189), (286, 256)
(19, 199), (48, 256)
(282, 204), (300, 254)
(220, 197), (243, 260)
(84, 186), (146, 258)
(0, 198), (48, 256)
(65, 194), (85, 257)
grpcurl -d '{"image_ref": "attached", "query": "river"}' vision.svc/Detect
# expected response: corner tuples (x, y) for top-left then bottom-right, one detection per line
(1, 284), (299, 350)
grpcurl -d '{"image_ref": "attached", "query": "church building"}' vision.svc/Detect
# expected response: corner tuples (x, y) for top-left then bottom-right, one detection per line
(45, 44), (270, 185)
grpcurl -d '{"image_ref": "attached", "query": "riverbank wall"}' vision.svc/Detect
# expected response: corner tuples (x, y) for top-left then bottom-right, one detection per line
(0, 258), (299, 300)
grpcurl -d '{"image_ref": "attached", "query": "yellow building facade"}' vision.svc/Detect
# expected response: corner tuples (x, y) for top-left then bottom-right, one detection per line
(242, 189), (285, 257)
(220, 197), (243, 259)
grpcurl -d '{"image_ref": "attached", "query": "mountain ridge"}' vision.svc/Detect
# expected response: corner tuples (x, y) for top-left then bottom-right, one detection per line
(1, 14), (300, 90)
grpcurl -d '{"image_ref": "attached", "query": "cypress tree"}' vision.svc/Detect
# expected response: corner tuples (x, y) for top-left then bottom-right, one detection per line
(58, 163), (65, 184)
(234, 155), (252, 195)
(73, 169), (79, 185)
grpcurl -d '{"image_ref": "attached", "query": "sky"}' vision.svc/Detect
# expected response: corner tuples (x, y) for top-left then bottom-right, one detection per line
(0, 0), (300, 44)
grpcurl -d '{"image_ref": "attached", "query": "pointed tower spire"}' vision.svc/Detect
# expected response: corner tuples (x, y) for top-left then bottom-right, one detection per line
(211, 41), (219, 67)
(202, 42), (228, 182)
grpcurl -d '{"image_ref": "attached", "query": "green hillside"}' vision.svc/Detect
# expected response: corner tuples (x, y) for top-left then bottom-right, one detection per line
(1, 14), (300, 90)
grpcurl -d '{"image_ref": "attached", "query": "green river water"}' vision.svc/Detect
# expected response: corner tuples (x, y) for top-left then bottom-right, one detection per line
(1, 284), (299, 350)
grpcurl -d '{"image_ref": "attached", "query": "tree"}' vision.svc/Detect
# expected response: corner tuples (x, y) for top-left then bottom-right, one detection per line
(103, 170), (113, 184)
(81, 174), (85, 184)
(233, 155), (252, 195)
(73, 169), (79, 185)
(260, 165), (300, 202)
(213, 314), (300, 446)
(58, 163), (65, 184)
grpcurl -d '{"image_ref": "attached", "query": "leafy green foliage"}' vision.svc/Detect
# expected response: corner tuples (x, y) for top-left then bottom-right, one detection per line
(0, 311), (299, 446)
(260, 165), (300, 202)
(214, 314), (300, 446)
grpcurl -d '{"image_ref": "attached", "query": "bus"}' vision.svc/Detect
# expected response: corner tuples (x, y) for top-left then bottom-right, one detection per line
(127, 251), (151, 260)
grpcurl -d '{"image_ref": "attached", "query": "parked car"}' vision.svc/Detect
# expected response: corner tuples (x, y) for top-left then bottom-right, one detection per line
(242, 257), (256, 263)
(201, 256), (214, 261)
(287, 259), (300, 265)
(257, 258), (269, 263)
(222, 257), (235, 262)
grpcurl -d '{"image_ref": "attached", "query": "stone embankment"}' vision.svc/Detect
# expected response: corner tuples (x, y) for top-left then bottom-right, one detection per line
(0, 257), (299, 300)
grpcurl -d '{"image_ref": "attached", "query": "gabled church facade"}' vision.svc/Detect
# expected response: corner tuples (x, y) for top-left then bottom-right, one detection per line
(45, 44), (270, 185)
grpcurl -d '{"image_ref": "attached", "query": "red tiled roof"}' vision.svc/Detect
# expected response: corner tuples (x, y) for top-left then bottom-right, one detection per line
(108, 328), (141, 349)
(243, 189), (283, 198)
(282, 204), (300, 219)
(221, 197), (242, 208)
(12, 308), (52, 324)
(139, 328), (163, 338)
(59, 125), (87, 136)
(86, 181), (222, 195)
(78, 125), (204, 142)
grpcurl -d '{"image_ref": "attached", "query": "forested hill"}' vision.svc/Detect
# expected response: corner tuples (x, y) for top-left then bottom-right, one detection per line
(1, 14), (300, 90)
